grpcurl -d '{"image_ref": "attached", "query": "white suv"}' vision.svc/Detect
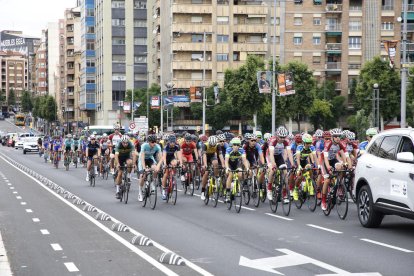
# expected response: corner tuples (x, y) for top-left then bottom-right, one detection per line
(354, 128), (414, 227)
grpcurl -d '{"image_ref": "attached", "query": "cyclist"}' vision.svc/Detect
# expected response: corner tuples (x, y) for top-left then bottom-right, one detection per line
(266, 127), (294, 201)
(37, 136), (43, 156)
(314, 129), (324, 159)
(201, 136), (223, 201)
(320, 128), (350, 210)
(243, 133), (265, 186)
(72, 135), (80, 165)
(359, 128), (378, 153)
(224, 137), (250, 203)
(161, 135), (181, 200)
(100, 133), (111, 174)
(63, 134), (73, 163)
(42, 135), (50, 159)
(114, 135), (137, 199)
(180, 133), (199, 184)
(52, 135), (63, 165)
(293, 133), (318, 200)
(85, 135), (101, 182)
(138, 134), (162, 202)
(109, 124), (123, 174)
(255, 131), (264, 145)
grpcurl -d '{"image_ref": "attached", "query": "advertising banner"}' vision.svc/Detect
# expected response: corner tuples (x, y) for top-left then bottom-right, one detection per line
(277, 72), (295, 96)
(190, 86), (202, 102)
(257, 71), (272, 94)
(383, 40), (399, 68)
(151, 96), (160, 109)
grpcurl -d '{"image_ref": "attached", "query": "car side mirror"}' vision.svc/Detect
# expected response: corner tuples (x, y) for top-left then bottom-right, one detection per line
(396, 152), (414, 163)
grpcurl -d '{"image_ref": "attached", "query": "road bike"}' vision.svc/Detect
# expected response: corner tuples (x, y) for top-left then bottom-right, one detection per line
(142, 169), (157, 210)
(226, 169), (246, 213)
(53, 150), (62, 169)
(250, 165), (266, 208)
(204, 166), (222, 207)
(269, 165), (291, 216)
(43, 148), (49, 163)
(323, 169), (349, 220)
(182, 161), (196, 196)
(343, 168), (356, 203)
(88, 158), (97, 187)
(163, 165), (180, 205)
(118, 165), (131, 204)
(64, 150), (72, 171)
(101, 155), (110, 180)
(292, 167), (317, 212)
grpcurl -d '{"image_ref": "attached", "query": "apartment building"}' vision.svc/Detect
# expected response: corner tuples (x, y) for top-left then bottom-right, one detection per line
(33, 30), (48, 96)
(95, 0), (148, 125)
(0, 51), (28, 106)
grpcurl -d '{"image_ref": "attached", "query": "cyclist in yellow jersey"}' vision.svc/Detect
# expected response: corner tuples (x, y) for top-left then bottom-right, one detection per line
(200, 136), (224, 200)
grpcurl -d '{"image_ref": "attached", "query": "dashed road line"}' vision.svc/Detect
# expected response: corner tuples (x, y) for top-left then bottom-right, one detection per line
(20, 202), (27, 205)
(306, 224), (342, 234)
(32, 218), (40, 222)
(51, 243), (63, 251)
(12, 191), (17, 194)
(361, 238), (413, 253)
(265, 213), (294, 221)
(25, 209), (33, 213)
(16, 196), (22, 199)
(9, 187), (14, 190)
(64, 262), (79, 272)
(40, 229), (50, 235)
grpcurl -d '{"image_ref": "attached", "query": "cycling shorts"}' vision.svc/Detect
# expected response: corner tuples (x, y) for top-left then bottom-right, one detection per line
(321, 158), (340, 179)
(182, 153), (194, 163)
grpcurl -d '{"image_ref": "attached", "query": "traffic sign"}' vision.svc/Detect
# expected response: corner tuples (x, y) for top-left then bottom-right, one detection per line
(129, 122), (136, 129)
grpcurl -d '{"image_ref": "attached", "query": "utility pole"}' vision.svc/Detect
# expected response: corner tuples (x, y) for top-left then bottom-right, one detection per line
(271, 0), (277, 134)
(202, 31), (206, 135)
(401, 0), (408, 128)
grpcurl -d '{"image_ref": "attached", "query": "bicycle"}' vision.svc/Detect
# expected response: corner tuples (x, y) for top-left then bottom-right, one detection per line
(182, 161), (196, 196)
(226, 169), (246, 213)
(101, 156), (110, 180)
(204, 166), (222, 207)
(64, 150), (72, 171)
(89, 157), (98, 187)
(292, 167), (317, 212)
(43, 148), (49, 163)
(118, 165), (131, 204)
(53, 150), (61, 169)
(194, 161), (202, 191)
(250, 165), (266, 208)
(269, 164), (291, 216)
(142, 169), (157, 210)
(163, 165), (180, 205)
(323, 169), (349, 220)
(343, 168), (356, 203)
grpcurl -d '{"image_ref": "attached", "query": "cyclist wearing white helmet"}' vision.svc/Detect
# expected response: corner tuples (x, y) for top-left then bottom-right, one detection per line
(109, 124), (123, 174)
(85, 135), (101, 182)
(63, 134), (74, 164)
(314, 129), (324, 159)
(114, 135), (137, 199)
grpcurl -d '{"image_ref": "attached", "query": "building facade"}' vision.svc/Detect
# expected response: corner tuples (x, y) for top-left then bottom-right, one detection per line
(33, 30), (48, 96)
(0, 51), (28, 107)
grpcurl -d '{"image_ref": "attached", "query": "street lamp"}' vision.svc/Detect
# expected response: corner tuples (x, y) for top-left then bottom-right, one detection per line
(372, 83), (380, 129)
(400, 0), (408, 127)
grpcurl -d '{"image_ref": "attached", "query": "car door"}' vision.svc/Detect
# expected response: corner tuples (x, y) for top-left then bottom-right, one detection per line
(361, 136), (383, 200)
(392, 135), (414, 211)
(375, 135), (401, 203)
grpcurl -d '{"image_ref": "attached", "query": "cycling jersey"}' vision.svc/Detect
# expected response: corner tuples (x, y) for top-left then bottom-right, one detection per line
(322, 140), (347, 161)
(140, 143), (161, 162)
(225, 147), (246, 170)
(164, 143), (180, 165)
(290, 142), (300, 155)
(202, 143), (217, 155)
(359, 141), (369, 151)
(243, 143), (262, 165)
(86, 141), (100, 157)
(109, 133), (122, 148)
(315, 139), (324, 153)
(100, 139), (110, 151)
(115, 140), (134, 158)
(270, 138), (290, 156)
(181, 142), (196, 155)
(296, 145), (316, 167)
(64, 139), (73, 151)
(53, 139), (62, 151)
(43, 137), (50, 148)
(134, 140), (141, 154)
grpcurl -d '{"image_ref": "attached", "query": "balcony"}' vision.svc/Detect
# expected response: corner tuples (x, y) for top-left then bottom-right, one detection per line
(172, 42), (212, 52)
(325, 24), (342, 36)
(233, 24), (266, 34)
(172, 61), (213, 70)
(326, 43), (342, 53)
(233, 5), (267, 15)
(325, 62), (341, 74)
(173, 79), (213, 89)
(335, 82), (341, 91)
(407, 23), (414, 32)
(172, 2), (212, 14)
(172, 23), (212, 34)
(233, 43), (267, 52)
(326, 4), (342, 13)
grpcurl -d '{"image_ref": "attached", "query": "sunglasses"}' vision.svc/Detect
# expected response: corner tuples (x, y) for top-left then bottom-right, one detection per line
(149, 141), (156, 144)
(233, 144), (241, 146)
(250, 140), (257, 142)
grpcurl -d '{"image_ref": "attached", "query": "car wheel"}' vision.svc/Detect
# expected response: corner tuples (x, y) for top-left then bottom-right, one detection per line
(357, 185), (384, 228)
(23, 150), (27, 154)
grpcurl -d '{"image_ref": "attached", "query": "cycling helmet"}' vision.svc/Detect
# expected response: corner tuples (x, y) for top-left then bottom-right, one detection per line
(315, 129), (323, 138)
(276, 126), (288, 138)
(216, 130), (223, 135)
(342, 130), (350, 139)
(90, 134), (96, 140)
(102, 133), (108, 138)
(255, 131), (263, 139)
(330, 128), (343, 137)
(366, 128), (378, 136)
(66, 134), (72, 138)
(294, 133), (303, 144)
(168, 135), (176, 143)
(231, 137), (241, 145)
(302, 133), (313, 144)
(147, 134), (157, 142)
(113, 124), (120, 130)
(288, 133), (294, 141)
(244, 133), (253, 140)
(163, 133), (169, 140)
(208, 136), (218, 146)
(199, 134), (208, 142)
(184, 133), (191, 141)
(191, 134), (197, 142)
(121, 135), (129, 142)
(323, 131), (332, 139)
(217, 134), (226, 141)
(347, 131), (356, 140)
(74, 136), (79, 140)
(224, 132), (233, 141)
(264, 133), (272, 141)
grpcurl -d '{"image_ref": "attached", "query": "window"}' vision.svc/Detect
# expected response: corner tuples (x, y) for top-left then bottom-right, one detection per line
(217, 0), (229, 4)
(191, 53), (203, 61)
(217, 54), (229, 61)
(217, 35), (229, 43)
(398, 137), (414, 154)
(112, 74), (126, 81)
(271, 17), (280, 25)
(217, 16), (229, 24)
(313, 17), (321, 25)
(293, 35), (302, 45)
(192, 0), (203, 3)
(312, 56), (321, 64)
(368, 137), (382, 156)
(191, 34), (203, 42)
(294, 0), (303, 5)
(134, 20), (146, 27)
(134, 73), (146, 81)
(233, 52), (240, 61)
(86, 59), (95, 67)
(86, 39), (95, 50)
(191, 16), (203, 23)
(112, 19), (125, 26)
(349, 20), (362, 31)
(112, 37), (125, 45)
(86, 8), (94, 16)
(191, 72), (203, 80)
(112, 55), (125, 63)
(381, 22), (394, 30)
(134, 55), (147, 63)
(134, 0), (146, 9)
(248, 35), (262, 43)
(294, 17), (303, 25)
(134, 38), (147, 45)
(313, 0), (322, 5)
(348, 37), (361, 49)
(112, 1), (125, 8)
(378, 136), (400, 160)
(313, 36), (321, 45)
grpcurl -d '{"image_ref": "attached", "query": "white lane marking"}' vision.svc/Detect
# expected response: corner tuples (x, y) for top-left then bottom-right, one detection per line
(7, 183), (11, 186)
(361, 238), (413, 253)
(241, 206), (256, 211)
(265, 213), (294, 221)
(40, 229), (50, 235)
(16, 196), (22, 199)
(9, 187), (14, 190)
(12, 191), (17, 194)
(64, 262), (79, 272)
(20, 202), (27, 205)
(0, 231), (12, 276)
(32, 218), (40, 222)
(51, 243), (63, 251)
(2, 154), (214, 276)
(306, 224), (342, 234)
(25, 209), (33, 213)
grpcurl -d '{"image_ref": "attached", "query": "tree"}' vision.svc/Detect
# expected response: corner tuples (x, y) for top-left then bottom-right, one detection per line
(8, 88), (16, 107)
(0, 89), (6, 105)
(347, 109), (370, 141)
(355, 56), (400, 124)
(21, 90), (33, 113)
(309, 99), (333, 130)
(276, 61), (316, 130)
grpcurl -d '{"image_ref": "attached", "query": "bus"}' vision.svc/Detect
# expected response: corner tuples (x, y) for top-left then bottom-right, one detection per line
(15, 114), (25, 126)
(81, 125), (125, 136)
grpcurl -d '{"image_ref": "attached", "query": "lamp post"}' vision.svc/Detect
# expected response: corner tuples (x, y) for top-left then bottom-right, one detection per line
(165, 82), (175, 132)
(373, 83), (380, 129)
(271, 0), (277, 135)
(401, 0), (408, 128)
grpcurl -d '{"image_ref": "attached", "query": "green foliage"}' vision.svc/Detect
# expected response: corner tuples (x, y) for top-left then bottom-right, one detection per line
(0, 89), (6, 104)
(21, 91), (33, 113)
(309, 99), (333, 129)
(355, 56), (400, 123)
(8, 88), (16, 106)
(32, 95), (57, 122)
(347, 109), (370, 141)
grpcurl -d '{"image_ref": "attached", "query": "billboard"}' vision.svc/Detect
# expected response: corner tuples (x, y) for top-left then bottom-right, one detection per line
(257, 71), (272, 94)
(277, 72), (295, 96)
(190, 86), (202, 102)
(151, 96), (160, 109)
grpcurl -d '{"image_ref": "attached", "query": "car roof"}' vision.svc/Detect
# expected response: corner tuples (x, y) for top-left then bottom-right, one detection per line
(378, 128), (414, 136)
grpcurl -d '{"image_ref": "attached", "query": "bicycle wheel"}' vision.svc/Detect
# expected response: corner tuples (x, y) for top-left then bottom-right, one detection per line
(120, 184), (125, 203)
(269, 181), (278, 213)
(142, 183), (148, 207)
(336, 181), (348, 220)
(171, 178), (177, 205)
(149, 180), (157, 210)
(195, 166), (201, 190)
(204, 182), (210, 205)
(346, 177), (357, 203)
(212, 178), (219, 208)
(189, 168), (195, 196)
(307, 179), (317, 212)
(242, 180), (250, 206)
(234, 182), (242, 213)
(226, 189), (232, 210)
(124, 181), (130, 204)
(294, 187), (304, 209)
(323, 186), (332, 216)
(281, 179), (291, 216)
(251, 177), (260, 208)
(261, 175), (268, 203)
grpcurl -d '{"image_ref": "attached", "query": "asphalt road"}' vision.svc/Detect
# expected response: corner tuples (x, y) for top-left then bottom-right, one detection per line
(1, 120), (413, 276)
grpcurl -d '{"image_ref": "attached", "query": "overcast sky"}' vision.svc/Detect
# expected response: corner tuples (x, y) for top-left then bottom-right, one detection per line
(0, 0), (76, 37)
